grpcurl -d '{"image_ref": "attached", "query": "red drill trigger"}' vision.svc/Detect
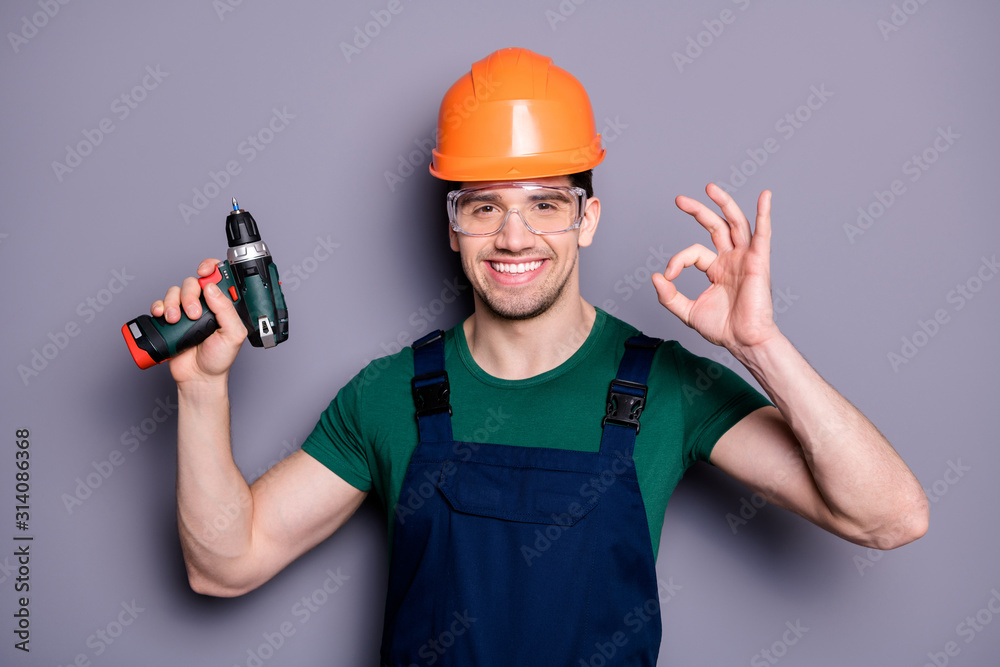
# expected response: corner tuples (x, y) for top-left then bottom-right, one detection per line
(198, 264), (240, 303)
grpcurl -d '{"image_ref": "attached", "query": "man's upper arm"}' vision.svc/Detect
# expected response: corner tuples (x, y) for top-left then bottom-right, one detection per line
(244, 450), (367, 587)
(708, 406), (850, 538)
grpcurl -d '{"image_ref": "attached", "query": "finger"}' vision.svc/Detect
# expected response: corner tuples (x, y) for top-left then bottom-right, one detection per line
(675, 195), (735, 252)
(179, 276), (204, 320)
(197, 258), (222, 277)
(751, 190), (772, 258)
(705, 183), (751, 247)
(651, 272), (696, 327)
(161, 285), (182, 323)
(663, 243), (718, 281)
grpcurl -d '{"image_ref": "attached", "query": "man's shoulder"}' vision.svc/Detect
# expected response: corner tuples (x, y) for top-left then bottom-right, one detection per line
(595, 309), (683, 358)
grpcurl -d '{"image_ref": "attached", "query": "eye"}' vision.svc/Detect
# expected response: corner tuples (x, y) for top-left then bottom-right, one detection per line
(472, 204), (499, 216)
(531, 201), (564, 215)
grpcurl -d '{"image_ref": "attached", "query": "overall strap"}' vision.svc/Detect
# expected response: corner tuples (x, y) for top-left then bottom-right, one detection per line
(411, 330), (454, 443)
(599, 334), (662, 457)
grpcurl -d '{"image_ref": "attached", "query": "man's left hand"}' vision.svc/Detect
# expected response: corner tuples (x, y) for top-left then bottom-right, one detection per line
(652, 183), (778, 354)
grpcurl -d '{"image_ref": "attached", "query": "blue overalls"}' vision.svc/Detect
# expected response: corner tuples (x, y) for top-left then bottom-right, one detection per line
(380, 330), (664, 666)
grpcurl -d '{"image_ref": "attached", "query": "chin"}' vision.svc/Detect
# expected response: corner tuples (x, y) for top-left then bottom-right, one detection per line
(476, 285), (566, 322)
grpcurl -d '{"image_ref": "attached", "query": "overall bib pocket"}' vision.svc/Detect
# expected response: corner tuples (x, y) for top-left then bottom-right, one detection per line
(437, 457), (601, 525)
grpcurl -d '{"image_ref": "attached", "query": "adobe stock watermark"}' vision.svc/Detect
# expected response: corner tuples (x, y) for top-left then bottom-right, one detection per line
(385, 74), (503, 192)
(569, 115), (629, 173)
(672, 0), (754, 73)
(919, 586), (1000, 667)
(347, 275), (468, 395)
(61, 395), (177, 514)
(544, 0), (592, 32)
(877, 0), (934, 41)
(717, 84), (834, 194)
(577, 576), (682, 667)
(724, 441), (811, 535)
(394, 405), (510, 526)
(232, 568), (350, 667)
(598, 245), (673, 316)
(280, 236), (342, 292)
(179, 107), (295, 224)
(750, 619), (809, 666)
(853, 458), (969, 576)
(213, 0), (251, 21)
(17, 267), (135, 386)
(413, 610), (477, 666)
(843, 126), (959, 244)
(886, 253), (996, 372)
(0, 556), (18, 585)
(56, 600), (145, 667)
(340, 0), (411, 64)
(520, 451), (638, 567)
(51, 65), (169, 183)
(246, 438), (301, 484)
(7, 0), (72, 54)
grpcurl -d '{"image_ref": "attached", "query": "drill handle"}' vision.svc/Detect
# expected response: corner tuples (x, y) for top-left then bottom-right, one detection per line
(122, 262), (241, 369)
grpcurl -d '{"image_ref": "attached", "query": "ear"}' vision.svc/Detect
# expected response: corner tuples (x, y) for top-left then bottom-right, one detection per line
(449, 224), (460, 252)
(576, 195), (601, 248)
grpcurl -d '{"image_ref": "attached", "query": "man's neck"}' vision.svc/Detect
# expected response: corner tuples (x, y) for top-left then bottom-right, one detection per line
(462, 296), (597, 380)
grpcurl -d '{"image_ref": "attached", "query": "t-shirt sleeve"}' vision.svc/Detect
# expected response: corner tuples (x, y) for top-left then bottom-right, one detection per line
(301, 366), (374, 492)
(669, 344), (773, 467)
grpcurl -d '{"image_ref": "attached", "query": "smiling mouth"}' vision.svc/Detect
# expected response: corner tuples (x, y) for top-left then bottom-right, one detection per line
(488, 260), (545, 274)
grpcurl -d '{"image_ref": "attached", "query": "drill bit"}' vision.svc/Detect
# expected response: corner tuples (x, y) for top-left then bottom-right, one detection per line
(232, 197), (239, 212)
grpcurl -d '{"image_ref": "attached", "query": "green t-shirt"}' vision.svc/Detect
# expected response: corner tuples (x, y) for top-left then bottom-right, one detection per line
(302, 308), (771, 559)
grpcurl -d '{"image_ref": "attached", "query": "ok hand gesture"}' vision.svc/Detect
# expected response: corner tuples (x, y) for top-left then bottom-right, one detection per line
(652, 183), (779, 354)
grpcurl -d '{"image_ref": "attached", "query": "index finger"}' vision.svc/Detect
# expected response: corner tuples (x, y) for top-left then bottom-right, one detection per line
(675, 194), (736, 252)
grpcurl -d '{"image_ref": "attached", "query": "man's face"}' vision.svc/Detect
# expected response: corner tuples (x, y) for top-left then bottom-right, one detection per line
(448, 175), (600, 321)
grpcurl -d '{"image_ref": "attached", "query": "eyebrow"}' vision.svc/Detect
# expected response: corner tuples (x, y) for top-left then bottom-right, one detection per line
(525, 192), (573, 204)
(458, 192), (503, 205)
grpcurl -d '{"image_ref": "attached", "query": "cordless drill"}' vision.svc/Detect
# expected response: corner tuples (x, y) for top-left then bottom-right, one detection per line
(121, 198), (288, 369)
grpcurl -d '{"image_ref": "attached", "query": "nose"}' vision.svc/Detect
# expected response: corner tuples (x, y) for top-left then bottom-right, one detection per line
(494, 208), (534, 251)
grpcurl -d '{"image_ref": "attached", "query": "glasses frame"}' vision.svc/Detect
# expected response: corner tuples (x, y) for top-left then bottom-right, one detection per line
(446, 182), (588, 237)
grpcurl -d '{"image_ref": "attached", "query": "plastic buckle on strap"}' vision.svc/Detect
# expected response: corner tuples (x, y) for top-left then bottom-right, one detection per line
(411, 371), (452, 418)
(625, 335), (661, 349)
(602, 379), (648, 434)
(412, 329), (444, 349)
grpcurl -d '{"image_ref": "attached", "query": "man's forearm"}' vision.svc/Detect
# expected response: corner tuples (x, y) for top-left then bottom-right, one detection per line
(732, 333), (929, 547)
(175, 378), (256, 595)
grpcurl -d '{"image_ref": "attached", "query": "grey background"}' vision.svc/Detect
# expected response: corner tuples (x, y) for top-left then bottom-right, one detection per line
(2, 0), (997, 665)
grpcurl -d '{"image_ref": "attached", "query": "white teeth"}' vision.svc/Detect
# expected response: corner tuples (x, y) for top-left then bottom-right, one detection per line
(491, 260), (543, 274)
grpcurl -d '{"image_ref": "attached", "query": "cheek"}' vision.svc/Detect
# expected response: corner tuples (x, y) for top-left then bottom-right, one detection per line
(455, 239), (487, 270)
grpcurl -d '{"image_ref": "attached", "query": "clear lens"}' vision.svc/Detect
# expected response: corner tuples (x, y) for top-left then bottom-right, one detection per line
(448, 184), (586, 236)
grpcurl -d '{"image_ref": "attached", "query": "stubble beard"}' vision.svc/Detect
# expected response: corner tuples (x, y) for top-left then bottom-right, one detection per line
(469, 249), (579, 321)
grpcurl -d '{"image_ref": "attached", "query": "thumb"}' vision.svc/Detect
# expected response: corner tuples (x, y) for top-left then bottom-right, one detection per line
(203, 282), (248, 343)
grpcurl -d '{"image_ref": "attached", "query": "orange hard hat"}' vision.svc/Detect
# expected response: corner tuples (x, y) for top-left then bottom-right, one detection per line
(429, 47), (605, 182)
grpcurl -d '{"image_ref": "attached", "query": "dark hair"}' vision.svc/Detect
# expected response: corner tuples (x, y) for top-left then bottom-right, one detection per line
(567, 169), (594, 199)
(449, 169), (595, 198)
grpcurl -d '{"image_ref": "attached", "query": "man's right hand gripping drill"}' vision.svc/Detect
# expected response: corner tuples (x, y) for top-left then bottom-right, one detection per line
(149, 257), (248, 385)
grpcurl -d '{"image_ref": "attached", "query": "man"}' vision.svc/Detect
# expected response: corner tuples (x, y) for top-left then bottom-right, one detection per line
(153, 48), (928, 665)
